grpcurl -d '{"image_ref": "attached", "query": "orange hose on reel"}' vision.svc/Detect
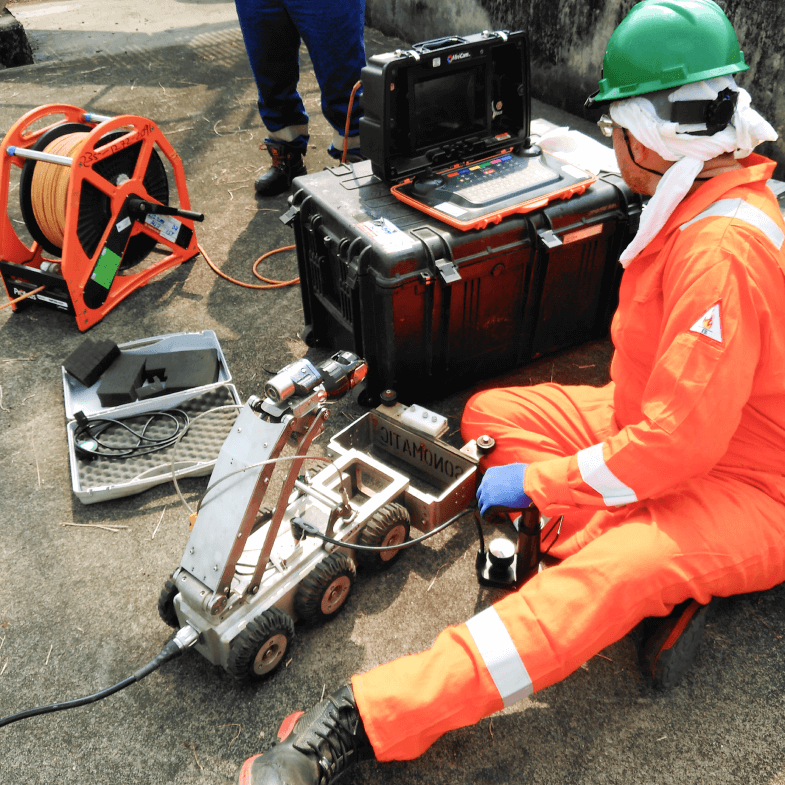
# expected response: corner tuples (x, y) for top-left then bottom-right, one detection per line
(342, 81), (363, 164)
(198, 242), (298, 289)
(196, 81), (363, 291)
(29, 132), (87, 250)
(0, 285), (46, 310)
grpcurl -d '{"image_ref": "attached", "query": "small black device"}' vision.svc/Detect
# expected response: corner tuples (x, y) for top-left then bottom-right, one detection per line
(476, 506), (541, 590)
(359, 31), (595, 231)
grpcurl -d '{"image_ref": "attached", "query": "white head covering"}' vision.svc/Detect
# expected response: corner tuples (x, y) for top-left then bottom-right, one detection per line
(609, 76), (777, 266)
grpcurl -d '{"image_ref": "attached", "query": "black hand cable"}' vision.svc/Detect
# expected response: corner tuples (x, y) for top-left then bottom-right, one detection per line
(74, 408), (190, 459)
(0, 626), (199, 729)
(293, 506), (477, 552)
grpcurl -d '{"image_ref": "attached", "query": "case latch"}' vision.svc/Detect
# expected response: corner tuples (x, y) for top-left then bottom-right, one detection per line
(434, 259), (462, 286)
(411, 227), (462, 287)
(280, 206), (298, 226)
(345, 241), (371, 290)
(280, 192), (307, 226)
(537, 229), (563, 249)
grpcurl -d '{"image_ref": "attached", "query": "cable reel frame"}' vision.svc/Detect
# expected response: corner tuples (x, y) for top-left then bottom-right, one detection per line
(0, 104), (201, 331)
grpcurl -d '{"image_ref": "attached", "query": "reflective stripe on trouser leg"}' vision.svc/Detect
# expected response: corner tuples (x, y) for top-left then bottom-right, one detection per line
(465, 607), (533, 706)
(352, 618), (509, 761)
(267, 125), (309, 144)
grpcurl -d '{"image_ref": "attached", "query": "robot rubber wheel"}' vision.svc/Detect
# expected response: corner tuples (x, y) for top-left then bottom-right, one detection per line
(300, 325), (324, 348)
(294, 551), (356, 623)
(225, 607), (295, 682)
(357, 502), (411, 570)
(157, 573), (180, 629)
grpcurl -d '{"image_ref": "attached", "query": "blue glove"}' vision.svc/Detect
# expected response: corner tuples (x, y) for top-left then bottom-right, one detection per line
(477, 463), (532, 517)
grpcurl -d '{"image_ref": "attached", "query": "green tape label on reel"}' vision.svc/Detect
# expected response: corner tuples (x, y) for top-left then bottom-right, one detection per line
(91, 247), (123, 290)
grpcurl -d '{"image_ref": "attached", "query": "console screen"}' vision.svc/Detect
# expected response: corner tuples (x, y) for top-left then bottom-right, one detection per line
(412, 66), (486, 150)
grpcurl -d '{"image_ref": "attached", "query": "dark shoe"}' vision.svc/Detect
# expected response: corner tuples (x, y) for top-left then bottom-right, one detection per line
(236, 685), (374, 785)
(255, 142), (307, 197)
(639, 598), (713, 690)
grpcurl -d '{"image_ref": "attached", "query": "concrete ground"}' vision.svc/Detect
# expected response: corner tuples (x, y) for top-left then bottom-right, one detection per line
(1, 2), (785, 784)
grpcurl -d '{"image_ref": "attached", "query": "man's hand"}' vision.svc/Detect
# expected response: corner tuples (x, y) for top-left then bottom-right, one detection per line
(477, 463), (532, 516)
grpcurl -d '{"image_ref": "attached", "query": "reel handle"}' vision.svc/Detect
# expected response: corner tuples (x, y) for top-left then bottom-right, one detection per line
(171, 208), (205, 222)
(127, 196), (205, 222)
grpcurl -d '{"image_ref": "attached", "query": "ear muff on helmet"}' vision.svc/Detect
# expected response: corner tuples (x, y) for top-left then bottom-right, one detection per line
(702, 87), (738, 134)
(630, 86), (740, 135)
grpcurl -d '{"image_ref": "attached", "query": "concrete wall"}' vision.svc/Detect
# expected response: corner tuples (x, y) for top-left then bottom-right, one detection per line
(365, 0), (785, 174)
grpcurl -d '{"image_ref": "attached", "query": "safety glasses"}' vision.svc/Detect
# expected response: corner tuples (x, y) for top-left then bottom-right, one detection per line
(597, 114), (624, 137)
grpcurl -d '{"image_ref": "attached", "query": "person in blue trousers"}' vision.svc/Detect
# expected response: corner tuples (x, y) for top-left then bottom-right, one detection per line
(234, 0), (366, 196)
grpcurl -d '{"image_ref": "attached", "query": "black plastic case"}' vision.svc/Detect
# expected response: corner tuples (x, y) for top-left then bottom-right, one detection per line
(286, 161), (644, 402)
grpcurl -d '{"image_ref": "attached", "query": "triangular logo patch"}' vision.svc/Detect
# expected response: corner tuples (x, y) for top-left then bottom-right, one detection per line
(689, 303), (723, 343)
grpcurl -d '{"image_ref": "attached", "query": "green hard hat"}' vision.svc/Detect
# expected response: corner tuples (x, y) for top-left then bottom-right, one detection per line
(589, 0), (748, 105)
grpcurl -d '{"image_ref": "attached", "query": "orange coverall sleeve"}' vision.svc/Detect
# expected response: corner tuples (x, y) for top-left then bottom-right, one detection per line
(526, 236), (768, 515)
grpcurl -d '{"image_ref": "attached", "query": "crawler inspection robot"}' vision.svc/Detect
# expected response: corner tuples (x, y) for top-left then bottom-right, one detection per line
(157, 351), (482, 683)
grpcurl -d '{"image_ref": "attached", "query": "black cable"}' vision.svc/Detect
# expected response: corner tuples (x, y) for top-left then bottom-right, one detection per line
(541, 515), (563, 555)
(474, 511), (486, 554)
(0, 633), (193, 729)
(294, 506), (476, 552)
(74, 408), (190, 460)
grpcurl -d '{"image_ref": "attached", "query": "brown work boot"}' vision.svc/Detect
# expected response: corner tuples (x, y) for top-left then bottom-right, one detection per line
(236, 685), (374, 785)
(255, 142), (307, 197)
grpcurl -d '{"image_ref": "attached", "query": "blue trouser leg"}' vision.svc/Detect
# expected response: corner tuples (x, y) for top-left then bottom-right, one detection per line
(234, 0), (309, 154)
(235, 0), (366, 158)
(286, 0), (366, 156)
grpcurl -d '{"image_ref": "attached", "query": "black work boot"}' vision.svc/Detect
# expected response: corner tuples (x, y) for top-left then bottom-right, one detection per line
(236, 685), (374, 785)
(255, 142), (307, 197)
(638, 598), (714, 690)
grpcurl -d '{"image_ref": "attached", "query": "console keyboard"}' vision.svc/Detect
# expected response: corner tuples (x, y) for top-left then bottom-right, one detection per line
(443, 154), (560, 205)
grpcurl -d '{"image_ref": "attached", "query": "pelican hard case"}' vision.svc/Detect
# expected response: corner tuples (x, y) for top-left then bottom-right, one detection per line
(285, 160), (643, 402)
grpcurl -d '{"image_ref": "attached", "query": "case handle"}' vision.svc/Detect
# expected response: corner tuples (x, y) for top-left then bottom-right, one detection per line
(413, 36), (468, 53)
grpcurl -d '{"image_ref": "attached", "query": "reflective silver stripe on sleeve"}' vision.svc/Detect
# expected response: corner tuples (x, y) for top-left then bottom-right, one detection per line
(679, 198), (785, 250)
(465, 606), (532, 707)
(577, 442), (638, 506)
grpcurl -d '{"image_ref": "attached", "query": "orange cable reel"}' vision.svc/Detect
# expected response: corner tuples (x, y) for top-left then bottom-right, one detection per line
(0, 104), (203, 330)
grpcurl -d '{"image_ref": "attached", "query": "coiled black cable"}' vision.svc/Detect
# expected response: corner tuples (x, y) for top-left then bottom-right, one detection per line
(74, 408), (190, 460)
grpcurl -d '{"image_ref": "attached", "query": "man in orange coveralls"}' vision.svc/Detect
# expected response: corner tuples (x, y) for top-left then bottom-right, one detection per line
(237, 2), (785, 783)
